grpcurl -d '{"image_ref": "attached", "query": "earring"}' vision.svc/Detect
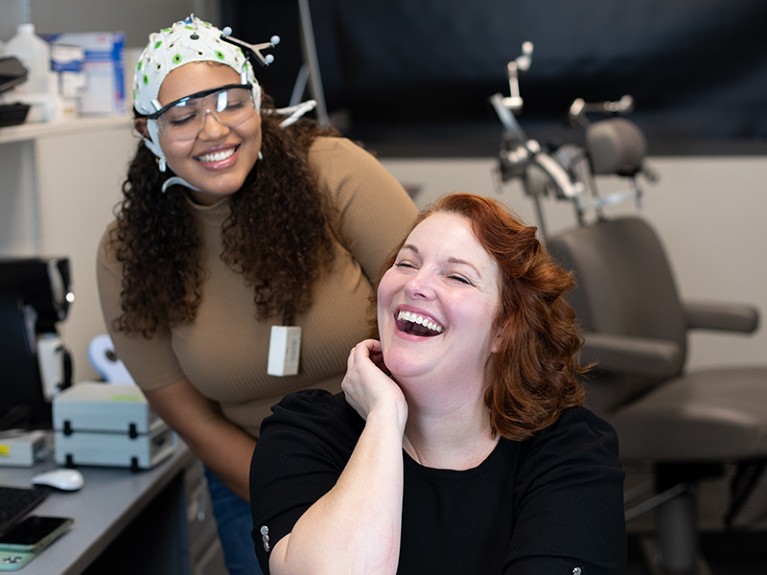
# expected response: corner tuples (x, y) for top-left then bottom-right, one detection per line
(258, 151), (263, 161)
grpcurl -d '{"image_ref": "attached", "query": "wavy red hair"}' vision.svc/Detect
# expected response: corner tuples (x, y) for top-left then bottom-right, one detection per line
(369, 193), (586, 440)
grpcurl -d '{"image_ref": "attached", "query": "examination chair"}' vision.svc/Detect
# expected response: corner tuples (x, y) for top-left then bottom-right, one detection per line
(546, 215), (767, 575)
(488, 65), (767, 572)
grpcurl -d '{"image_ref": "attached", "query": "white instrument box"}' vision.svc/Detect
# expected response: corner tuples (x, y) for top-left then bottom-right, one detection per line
(52, 382), (175, 470)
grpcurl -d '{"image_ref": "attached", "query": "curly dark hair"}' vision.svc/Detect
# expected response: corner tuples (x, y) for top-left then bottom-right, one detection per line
(369, 193), (588, 441)
(110, 95), (340, 337)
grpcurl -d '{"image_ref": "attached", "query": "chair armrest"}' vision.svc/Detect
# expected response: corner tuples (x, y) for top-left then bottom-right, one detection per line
(580, 332), (684, 379)
(683, 301), (760, 334)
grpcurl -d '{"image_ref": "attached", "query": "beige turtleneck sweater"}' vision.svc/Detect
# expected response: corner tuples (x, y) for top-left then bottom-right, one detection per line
(97, 137), (418, 437)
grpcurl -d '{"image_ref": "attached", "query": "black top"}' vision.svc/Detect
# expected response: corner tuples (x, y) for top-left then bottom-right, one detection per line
(250, 390), (626, 574)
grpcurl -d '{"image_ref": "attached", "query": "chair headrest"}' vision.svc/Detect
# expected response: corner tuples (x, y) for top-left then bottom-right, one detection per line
(586, 117), (647, 176)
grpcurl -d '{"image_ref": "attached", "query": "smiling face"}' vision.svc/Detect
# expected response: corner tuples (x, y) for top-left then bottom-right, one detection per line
(155, 62), (262, 205)
(377, 212), (502, 393)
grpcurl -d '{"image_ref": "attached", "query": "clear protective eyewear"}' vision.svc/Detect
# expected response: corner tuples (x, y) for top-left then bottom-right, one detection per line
(147, 83), (256, 141)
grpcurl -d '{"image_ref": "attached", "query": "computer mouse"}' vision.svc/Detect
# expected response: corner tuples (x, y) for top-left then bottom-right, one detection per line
(31, 468), (84, 492)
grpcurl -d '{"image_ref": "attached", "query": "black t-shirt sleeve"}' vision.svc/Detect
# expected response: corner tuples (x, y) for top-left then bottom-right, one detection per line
(505, 407), (626, 575)
(249, 389), (363, 573)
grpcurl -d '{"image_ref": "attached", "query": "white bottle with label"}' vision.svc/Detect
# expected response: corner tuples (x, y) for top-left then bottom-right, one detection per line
(5, 22), (55, 122)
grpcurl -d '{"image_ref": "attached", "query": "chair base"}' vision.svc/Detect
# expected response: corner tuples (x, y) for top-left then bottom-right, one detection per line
(627, 476), (716, 575)
(639, 537), (713, 575)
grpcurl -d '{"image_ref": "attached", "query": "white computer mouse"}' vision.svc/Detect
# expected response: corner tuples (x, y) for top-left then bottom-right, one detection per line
(31, 468), (84, 492)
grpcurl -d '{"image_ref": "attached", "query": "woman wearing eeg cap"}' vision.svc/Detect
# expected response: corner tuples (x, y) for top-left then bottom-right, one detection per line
(96, 15), (417, 574)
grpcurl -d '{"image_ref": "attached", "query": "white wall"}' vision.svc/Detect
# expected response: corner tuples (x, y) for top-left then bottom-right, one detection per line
(35, 125), (136, 382)
(381, 154), (767, 372)
(0, 121), (135, 382)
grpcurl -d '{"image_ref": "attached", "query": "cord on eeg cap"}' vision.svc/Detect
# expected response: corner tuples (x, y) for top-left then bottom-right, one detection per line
(220, 27), (281, 68)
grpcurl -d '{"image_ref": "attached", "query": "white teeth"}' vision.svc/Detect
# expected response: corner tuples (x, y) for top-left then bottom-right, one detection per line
(196, 148), (235, 162)
(397, 310), (444, 333)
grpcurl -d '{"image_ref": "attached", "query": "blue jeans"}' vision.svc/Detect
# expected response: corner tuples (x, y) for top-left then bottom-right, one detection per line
(204, 466), (264, 575)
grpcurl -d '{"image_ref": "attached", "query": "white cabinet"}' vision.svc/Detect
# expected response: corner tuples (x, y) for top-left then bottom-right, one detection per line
(0, 117), (135, 380)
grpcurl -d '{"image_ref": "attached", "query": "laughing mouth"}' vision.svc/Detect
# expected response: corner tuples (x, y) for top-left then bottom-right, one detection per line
(396, 310), (444, 336)
(195, 147), (236, 162)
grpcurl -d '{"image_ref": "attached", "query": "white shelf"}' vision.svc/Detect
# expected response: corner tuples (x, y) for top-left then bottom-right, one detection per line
(0, 114), (132, 144)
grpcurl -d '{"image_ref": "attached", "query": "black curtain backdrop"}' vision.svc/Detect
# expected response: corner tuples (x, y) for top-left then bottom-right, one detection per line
(222, 1), (767, 155)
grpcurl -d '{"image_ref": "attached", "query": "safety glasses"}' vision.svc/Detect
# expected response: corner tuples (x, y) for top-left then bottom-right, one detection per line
(146, 83), (256, 141)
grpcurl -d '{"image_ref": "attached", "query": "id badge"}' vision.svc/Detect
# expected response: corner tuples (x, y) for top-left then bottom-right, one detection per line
(267, 326), (302, 376)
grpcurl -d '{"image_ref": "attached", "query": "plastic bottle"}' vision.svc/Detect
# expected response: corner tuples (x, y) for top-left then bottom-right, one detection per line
(5, 22), (59, 122)
(5, 23), (51, 94)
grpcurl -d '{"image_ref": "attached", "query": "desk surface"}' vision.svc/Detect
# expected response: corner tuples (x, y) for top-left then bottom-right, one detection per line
(0, 442), (193, 575)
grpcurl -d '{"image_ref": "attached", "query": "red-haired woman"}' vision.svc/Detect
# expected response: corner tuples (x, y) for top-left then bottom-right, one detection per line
(250, 192), (626, 574)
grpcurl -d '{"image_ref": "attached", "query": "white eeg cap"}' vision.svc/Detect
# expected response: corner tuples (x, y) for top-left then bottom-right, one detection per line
(133, 14), (258, 116)
(132, 15), (261, 175)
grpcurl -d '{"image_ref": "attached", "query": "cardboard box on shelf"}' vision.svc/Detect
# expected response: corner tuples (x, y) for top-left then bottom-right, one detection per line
(43, 32), (125, 116)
